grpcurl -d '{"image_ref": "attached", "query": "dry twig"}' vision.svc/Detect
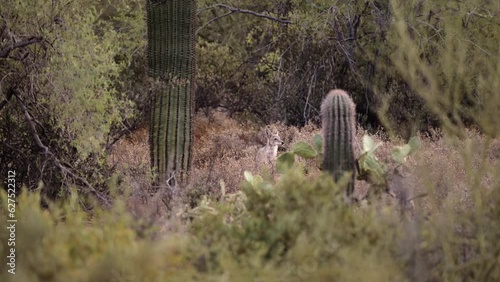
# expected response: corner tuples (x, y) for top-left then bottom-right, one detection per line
(15, 92), (111, 206)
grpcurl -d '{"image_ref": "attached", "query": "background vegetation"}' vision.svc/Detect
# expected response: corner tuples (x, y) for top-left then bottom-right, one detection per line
(1, 0), (499, 281)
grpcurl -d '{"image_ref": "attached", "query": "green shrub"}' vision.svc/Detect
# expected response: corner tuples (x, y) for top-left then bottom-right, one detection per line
(188, 170), (407, 280)
(1, 161), (500, 281)
(0, 191), (197, 282)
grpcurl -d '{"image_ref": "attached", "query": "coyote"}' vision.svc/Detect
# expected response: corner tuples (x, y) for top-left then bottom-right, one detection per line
(256, 128), (284, 169)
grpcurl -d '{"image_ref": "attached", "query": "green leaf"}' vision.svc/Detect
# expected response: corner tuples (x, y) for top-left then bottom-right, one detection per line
(362, 135), (381, 154)
(291, 141), (317, 158)
(391, 137), (421, 163)
(313, 134), (323, 153)
(244, 171), (264, 188)
(408, 136), (421, 154)
(276, 152), (295, 173)
(356, 151), (387, 186)
(392, 144), (411, 163)
(244, 171), (254, 183)
(220, 179), (226, 196)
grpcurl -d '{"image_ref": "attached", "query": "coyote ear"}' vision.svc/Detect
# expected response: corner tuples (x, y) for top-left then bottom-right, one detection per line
(265, 128), (271, 137)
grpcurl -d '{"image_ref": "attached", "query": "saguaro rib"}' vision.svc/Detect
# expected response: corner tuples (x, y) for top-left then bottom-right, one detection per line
(147, 0), (196, 185)
(321, 89), (357, 199)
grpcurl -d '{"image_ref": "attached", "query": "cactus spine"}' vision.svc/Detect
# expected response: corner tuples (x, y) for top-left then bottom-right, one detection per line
(321, 89), (356, 197)
(147, 0), (196, 186)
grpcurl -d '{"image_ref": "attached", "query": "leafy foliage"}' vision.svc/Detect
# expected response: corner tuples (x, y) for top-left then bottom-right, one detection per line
(1, 145), (500, 281)
(392, 137), (421, 164)
(276, 137), (319, 173)
(357, 135), (421, 190)
(188, 169), (406, 280)
(0, 0), (144, 197)
(356, 135), (387, 188)
(388, 0), (500, 137)
(0, 190), (198, 281)
(44, 6), (129, 159)
(290, 141), (317, 159)
(0, 1), (499, 280)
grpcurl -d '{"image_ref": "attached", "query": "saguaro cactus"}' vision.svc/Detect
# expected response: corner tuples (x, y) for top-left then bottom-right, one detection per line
(147, 0), (196, 185)
(321, 89), (357, 197)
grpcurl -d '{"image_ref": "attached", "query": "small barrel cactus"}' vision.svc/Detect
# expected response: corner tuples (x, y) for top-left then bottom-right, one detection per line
(321, 89), (357, 198)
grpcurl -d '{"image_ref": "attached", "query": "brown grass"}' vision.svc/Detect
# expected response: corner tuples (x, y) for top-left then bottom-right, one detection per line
(107, 110), (500, 221)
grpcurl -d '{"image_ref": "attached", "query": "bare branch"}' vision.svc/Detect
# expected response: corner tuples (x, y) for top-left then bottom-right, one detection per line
(461, 38), (493, 56)
(0, 87), (14, 111)
(0, 36), (43, 59)
(16, 95), (49, 153)
(197, 10), (234, 33)
(15, 93), (111, 206)
(0, 99), (9, 111)
(303, 68), (317, 124)
(214, 4), (291, 24)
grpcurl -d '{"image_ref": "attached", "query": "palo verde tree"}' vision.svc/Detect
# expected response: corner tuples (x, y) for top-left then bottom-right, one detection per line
(0, 0), (140, 201)
(146, 0), (197, 187)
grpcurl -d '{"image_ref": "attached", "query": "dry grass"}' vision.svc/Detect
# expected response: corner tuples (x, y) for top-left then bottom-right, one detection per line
(107, 110), (500, 221)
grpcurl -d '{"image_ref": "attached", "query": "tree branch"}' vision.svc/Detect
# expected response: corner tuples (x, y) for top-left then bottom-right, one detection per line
(15, 93), (111, 206)
(0, 36), (43, 59)
(214, 4), (291, 24)
(197, 11), (234, 33)
(0, 80), (16, 111)
(0, 91), (13, 111)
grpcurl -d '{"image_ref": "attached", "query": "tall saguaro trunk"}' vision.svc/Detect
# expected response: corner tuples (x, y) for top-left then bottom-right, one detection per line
(146, 0), (196, 186)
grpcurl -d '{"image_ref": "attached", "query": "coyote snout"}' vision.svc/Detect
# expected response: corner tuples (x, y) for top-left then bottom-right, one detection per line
(256, 128), (284, 169)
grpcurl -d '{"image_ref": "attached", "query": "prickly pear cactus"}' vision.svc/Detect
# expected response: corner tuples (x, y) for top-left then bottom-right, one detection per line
(147, 0), (196, 185)
(321, 89), (357, 197)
